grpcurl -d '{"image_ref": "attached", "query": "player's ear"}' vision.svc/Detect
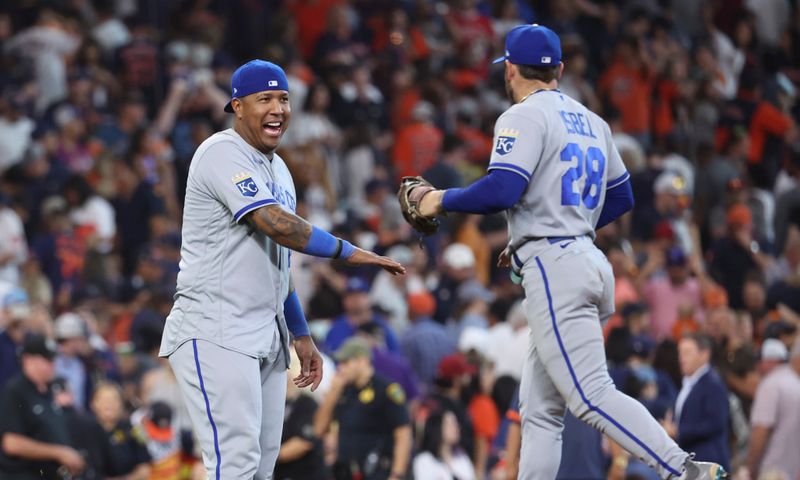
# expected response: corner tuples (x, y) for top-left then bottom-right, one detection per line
(505, 61), (515, 80)
(232, 98), (242, 117)
(557, 62), (565, 80)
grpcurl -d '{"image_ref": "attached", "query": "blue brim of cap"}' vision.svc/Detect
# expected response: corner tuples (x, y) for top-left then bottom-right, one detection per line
(224, 100), (234, 113)
(492, 56), (507, 64)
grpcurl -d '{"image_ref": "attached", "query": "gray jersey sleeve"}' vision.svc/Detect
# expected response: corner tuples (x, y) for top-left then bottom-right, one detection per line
(194, 141), (278, 222)
(487, 111), (546, 182)
(602, 122), (630, 189)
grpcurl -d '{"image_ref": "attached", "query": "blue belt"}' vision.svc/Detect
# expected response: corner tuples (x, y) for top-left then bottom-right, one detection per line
(510, 236), (577, 282)
(546, 236), (576, 244)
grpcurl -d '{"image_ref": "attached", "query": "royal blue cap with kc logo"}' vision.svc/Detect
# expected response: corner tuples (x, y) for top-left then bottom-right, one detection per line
(224, 59), (290, 113)
(493, 24), (562, 67)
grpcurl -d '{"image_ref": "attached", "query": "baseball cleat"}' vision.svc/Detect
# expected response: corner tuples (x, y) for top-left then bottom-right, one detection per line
(680, 460), (727, 480)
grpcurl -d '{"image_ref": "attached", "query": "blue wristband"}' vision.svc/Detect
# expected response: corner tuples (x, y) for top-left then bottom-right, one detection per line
(284, 291), (310, 338)
(305, 226), (355, 259)
(338, 239), (356, 260)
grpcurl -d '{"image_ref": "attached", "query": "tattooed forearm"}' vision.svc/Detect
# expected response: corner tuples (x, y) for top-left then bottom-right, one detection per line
(247, 204), (312, 251)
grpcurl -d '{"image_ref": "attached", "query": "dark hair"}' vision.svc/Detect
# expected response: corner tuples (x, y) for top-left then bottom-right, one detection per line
(63, 174), (94, 205)
(684, 332), (713, 352)
(491, 375), (518, 413)
(652, 339), (681, 390)
(420, 410), (449, 459)
(303, 82), (329, 112)
(516, 64), (560, 83)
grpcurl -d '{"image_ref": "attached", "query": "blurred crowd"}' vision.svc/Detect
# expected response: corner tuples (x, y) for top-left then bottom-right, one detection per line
(0, 0), (799, 479)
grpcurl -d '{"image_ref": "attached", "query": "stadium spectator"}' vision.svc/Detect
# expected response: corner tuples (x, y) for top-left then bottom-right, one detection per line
(434, 243), (478, 324)
(641, 246), (704, 341)
(0, 192), (27, 286)
(710, 204), (769, 309)
(53, 312), (91, 410)
(276, 351), (325, 480)
(747, 336), (800, 480)
(324, 276), (400, 355)
(90, 382), (151, 480)
(662, 334), (730, 470)
(413, 409), (476, 480)
(421, 353), (477, 461)
(52, 377), (115, 479)
(315, 337), (412, 480)
(357, 321), (420, 403)
(400, 291), (456, 388)
(0, 334), (85, 478)
(0, 288), (31, 387)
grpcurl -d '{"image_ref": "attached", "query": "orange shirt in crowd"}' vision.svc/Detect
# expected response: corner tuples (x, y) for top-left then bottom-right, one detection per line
(369, 20), (430, 64)
(455, 123), (493, 164)
(468, 394), (500, 441)
(286, 0), (344, 59)
(391, 88), (422, 130)
(654, 79), (680, 138)
(599, 61), (653, 135)
(747, 102), (792, 164)
(391, 121), (443, 181)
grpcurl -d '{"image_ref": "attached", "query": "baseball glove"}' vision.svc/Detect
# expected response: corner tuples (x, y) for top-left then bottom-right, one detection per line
(398, 176), (439, 236)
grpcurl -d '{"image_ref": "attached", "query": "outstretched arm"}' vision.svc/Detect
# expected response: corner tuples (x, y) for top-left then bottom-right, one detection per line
(417, 169), (529, 216)
(246, 204), (405, 275)
(246, 204), (314, 252)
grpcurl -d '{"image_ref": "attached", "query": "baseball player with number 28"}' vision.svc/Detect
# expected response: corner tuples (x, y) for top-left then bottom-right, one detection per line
(398, 25), (726, 480)
(159, 60), (405, 479)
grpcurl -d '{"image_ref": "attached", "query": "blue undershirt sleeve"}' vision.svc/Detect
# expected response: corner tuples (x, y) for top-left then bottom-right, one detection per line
(441, 169), (528, 214)
(596, 177), (634, 229)
(284, 290), (310, 338)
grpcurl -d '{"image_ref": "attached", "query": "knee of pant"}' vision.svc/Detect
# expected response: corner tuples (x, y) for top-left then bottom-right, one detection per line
(523, 402), (566, 432)
(565, 380), (615, 421)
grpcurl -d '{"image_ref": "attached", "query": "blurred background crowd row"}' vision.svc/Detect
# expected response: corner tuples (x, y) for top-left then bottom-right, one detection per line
(0, 0), (799, 479)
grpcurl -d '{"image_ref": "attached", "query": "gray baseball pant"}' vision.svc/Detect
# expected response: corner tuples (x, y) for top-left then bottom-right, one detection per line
(169, 338), (287, 479)
(513, 236), (689, 480)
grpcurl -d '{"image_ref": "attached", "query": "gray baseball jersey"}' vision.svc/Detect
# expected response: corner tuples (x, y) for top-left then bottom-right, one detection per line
(159, 128), (296, 359)
(486, 89), (628, 250)
(495, 90), (692, 480)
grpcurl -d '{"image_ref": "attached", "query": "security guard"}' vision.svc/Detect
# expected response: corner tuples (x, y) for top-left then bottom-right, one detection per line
(0, 334), (86, 479)
(314, 338), (413, 480)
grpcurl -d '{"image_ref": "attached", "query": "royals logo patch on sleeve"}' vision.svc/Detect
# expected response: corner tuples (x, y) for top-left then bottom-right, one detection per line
(232, 172), (259, 197)
(495, 128), (519, 156)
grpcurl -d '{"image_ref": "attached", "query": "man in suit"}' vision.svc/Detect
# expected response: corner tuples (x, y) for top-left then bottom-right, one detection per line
(662, 333), (730, 471)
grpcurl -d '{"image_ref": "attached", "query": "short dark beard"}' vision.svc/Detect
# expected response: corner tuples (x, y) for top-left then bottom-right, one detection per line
(505, 76), (515, 104)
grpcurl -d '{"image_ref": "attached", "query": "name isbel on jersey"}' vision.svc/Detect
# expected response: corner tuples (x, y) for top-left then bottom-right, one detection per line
(495, 128), (520, 156)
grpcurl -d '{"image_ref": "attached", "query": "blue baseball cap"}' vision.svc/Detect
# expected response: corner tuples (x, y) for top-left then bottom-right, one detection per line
(493, 24), (562, 67)
(345, 277), (370, 295)
(224, 60), (289, 113)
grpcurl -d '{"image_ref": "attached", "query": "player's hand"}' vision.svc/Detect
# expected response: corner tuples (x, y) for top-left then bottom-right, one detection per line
(345, 248), (406, 275)
(56, 446), (86, 475)
(497, 246), (512, 268)
(418, 190), (444, 217)
(293, 336), (323, 391)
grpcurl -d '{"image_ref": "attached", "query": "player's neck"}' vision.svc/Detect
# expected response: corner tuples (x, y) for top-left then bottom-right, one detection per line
(233, 123), (276, 159)
(514, 80), (558, 104)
